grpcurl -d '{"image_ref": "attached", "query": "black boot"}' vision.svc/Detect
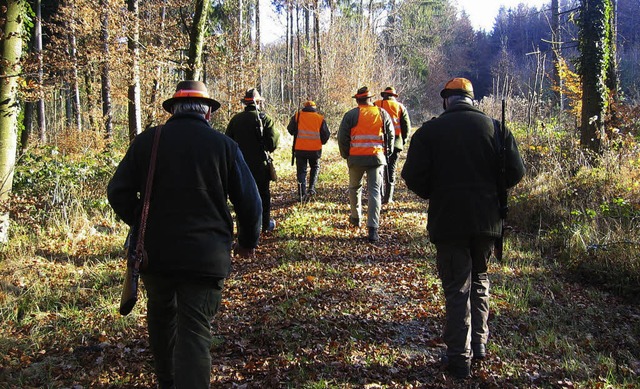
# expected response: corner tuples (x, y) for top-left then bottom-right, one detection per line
(385, 183), (395, 203)
(297, 182), (306, 202)
(308, 166), (319, 196)
(368, 227), (379, 242)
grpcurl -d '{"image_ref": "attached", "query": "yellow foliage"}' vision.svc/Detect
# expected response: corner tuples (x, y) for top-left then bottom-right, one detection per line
(552, 57), (582, 119)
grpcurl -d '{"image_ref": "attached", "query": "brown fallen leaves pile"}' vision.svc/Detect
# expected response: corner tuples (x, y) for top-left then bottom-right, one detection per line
(1, 149), (639, 388)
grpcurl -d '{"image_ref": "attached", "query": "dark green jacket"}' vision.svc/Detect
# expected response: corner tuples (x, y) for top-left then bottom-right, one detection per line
(226, 104), (280, 181)
(107, 113), (262, 279)
(401, 102), (525, 242)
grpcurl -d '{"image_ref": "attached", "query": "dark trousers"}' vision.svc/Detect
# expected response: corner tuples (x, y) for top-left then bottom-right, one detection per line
(383, 149), (400, 202)
(255, 175), (271, 230)
(386, 148), (400, 185)
(295, 156), (320, 195)
(141, 274), (224, 389)
(435, 238), (492, 366)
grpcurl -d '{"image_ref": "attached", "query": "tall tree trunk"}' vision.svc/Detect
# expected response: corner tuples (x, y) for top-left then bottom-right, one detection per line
(551, 0), (564, 110)
(68, 3), (82, 132)
(84, 69), (97, 131)
(296, 4), (301, 102)
(186, 0), (210, 81)
(238, 0), (244, 83)
(605, 0), (619, 127)
(69, 35), (82, 131)
(128, 0), (142, 141)
(0, 0), (26, 243)
(100, 0), (113, 139)
(314, 0), (322, 94)
(256, 0), (262, 91)
(579, 0), (614, 154)
(304, 4), (310, 96)
(36, 0), (46, 142)
(147, 1), (166, 128)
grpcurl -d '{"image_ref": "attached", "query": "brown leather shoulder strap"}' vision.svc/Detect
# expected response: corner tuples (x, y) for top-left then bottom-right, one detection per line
(135, 126), (162, 264)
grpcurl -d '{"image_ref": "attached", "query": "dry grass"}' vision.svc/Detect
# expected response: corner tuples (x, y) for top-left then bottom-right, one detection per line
(1, 127), (639, 388)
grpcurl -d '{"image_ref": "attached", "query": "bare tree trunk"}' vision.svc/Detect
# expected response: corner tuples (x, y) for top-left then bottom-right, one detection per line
(36, 0), (46, 142)
(551, 0), (564, 110)
(314, 0), (322, 94)
(84, 69), (98, 131)
(128, 0), (142, 141)
(69, 16), (82, 132)
(288, 5), (295, 103)
(238, 0), (245, 84)
(147, 1), (166, 129)
(100, 0), (113, 139)
(186, 0), (210, 81)
(606, 0), (619, 128)
(0, 0), (25, 242)
(256, 0), (262, 91)
(294, 5), (303, 104)
(304, 3), (310, 96)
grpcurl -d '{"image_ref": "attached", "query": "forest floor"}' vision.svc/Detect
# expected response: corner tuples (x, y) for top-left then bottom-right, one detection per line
(1, 140), (639, 388)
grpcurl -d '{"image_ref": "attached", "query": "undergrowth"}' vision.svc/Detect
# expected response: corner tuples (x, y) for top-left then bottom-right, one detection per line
(0, 118), (639, 388)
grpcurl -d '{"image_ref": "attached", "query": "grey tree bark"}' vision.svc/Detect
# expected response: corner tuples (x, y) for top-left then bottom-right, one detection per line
(0, 0), (26, 243)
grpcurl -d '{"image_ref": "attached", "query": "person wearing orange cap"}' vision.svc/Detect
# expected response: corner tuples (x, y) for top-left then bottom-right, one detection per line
(108, 80), (262, 388)
(338, 86), (394, 242)
(226, 88), (280, 233)
(287, 100), (331, 201)
(402, 78), (525, 379)
(374, 87), (412, 203)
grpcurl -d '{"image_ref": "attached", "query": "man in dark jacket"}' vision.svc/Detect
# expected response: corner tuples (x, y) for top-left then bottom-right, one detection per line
(287, 100), (331, 201)
(401, 78), (525, 379)
(107, 80), (261, 389)
(226, 88), (280, 232)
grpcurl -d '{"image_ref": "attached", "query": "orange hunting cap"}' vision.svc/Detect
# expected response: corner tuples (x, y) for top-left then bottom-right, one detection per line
(440, 77), (474, 99)
(303, 100), (316, 107)
(353, 86), (374, 99)
(162, 80), (221, 113)
(381, 86), (398, 97)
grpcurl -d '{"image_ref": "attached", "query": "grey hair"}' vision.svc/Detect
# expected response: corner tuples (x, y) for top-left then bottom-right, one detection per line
(172, 100), (210, 115)
(445, 95), (473, 108)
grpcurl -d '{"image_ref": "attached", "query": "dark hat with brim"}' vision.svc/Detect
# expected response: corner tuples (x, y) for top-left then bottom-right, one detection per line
(241, 88), (265, 104)
(353, 86), (374, 99)
(381, 86), (398, 97)
(162, 80), (221, 113)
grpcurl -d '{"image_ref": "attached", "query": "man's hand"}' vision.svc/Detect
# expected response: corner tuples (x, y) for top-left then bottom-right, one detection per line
(233, 244), (255, 258)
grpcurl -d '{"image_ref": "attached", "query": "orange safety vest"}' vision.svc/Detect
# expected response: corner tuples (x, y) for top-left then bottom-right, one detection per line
(294, 110), (324, 151)
(375, 99), (402, 136)
(350, 106), (384, 156)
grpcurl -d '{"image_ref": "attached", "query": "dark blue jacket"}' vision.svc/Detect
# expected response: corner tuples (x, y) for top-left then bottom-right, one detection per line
(107, 112), (261, 279)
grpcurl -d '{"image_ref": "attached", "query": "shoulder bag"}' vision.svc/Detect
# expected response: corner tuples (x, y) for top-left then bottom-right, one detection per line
(119, 126), (162, 316)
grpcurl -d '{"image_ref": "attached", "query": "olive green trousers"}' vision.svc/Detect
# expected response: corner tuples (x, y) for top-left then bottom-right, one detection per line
(142, 274), (224, 389)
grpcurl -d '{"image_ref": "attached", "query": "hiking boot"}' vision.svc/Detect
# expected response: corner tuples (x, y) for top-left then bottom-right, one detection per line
(472, 343), (486, 360)
(349, 216), (360, 227)
(447, 362), (471, 379)
(263, 219), (276, 233)
(441, 354), (471, 379)
(367, 227), (379, 242)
